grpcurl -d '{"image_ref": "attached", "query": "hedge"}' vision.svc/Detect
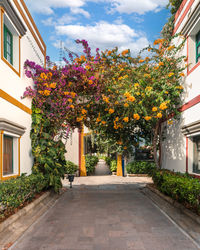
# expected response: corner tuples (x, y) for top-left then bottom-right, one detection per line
(65, 160), (78, 175)
(152, 170), (200, 214)
(0, 173), (48, 220)
(85, 155), (99, 175)
(126, 161), (156, 175)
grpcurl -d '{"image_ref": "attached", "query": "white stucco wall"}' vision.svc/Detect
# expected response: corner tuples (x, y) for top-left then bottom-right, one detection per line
(65, 129), (79, 166)
(0, 1), (45, 178)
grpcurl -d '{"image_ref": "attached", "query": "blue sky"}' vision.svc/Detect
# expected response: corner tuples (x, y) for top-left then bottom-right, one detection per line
(25, 0), (170, 63)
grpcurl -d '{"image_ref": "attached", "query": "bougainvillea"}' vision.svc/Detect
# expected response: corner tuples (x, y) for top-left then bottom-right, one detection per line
(24, 36), (186, 191)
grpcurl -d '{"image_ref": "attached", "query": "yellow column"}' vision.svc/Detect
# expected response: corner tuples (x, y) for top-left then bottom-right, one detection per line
(80, 127), (87, 176)
(117, 154), (123, 176)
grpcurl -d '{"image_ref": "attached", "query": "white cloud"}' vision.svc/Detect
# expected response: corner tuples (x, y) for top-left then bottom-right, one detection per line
(55, 21), (149, 54)
(25, 0), (86, 15)
(26, 0), (168, 15)
(108, 0), (168, 14)
(42, 15), (77, 26)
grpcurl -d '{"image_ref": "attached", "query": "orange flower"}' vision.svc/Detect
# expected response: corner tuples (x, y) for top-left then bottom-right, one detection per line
(81, 109), (87, 115)
(179, 72), (185, 77)
(88, 80), (93, 85)
(124, 103), (129, 108)
(68, 98), (73, 103)
(40, 73), (47, 80)
(121, 49), (129, 56)
(144, 116), (152, 121)
(139, 59), (145, 63)
(152, 107), (158, 112)
(44, 90), (51, 96)
(109, 108), (114, 114)
(128, 96), (136, 102)
(167, 45), (175, 51)
(76, 117), (83, 122)
(123, 117), (129, 122)
(159, 62), (164, 66)
(49, 82), (57, 88)
(133, 114), (140, 120)
(70, 105), (74, 109)
(159, 102), (168, 110)
(124, 146), (127, 150)
(168, 72), (174, 77)
(102, 121), (106, 125)
(157, 113), (162, 118)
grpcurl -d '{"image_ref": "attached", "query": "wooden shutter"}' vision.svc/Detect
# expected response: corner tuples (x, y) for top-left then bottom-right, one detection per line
(3, 136), (13, 175)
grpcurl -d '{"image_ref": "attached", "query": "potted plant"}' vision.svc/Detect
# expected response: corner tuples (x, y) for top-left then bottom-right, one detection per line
(65, 161), (78, 188)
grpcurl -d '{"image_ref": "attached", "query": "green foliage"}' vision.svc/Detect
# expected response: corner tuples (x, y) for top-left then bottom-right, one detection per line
(0, 173), (48, 220)
(105, 156), (112, 167)
(152, 170), (200, 213)
(168, 0), (183, 15)
(65, 161), (78, 175)
(126, 161), (156, 175)
(85, 155), (99, 175)
(110, 160), (117, 172)
(31, 104), (66, 193)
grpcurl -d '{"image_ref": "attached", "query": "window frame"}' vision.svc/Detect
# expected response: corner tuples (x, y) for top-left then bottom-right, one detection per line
(193, 135), (200, 174)
(3, 24), (13, 65)
(3, 134), (14, 176)
(196, 30), (200, 63)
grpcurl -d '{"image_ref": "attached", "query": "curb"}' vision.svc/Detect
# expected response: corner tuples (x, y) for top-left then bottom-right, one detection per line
(127, 174), (149, 177)
(146, 184), (200, 225)
(0, 190), (63, 249)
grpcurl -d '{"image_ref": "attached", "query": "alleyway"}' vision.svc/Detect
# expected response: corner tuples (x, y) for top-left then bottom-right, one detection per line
(94, 159), (111, 176)
(11, 176), (199, 250)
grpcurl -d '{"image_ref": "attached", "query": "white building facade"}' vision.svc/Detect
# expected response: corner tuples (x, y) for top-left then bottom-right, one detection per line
(161, 0), (200, 177)
(0, 0), (46, 180)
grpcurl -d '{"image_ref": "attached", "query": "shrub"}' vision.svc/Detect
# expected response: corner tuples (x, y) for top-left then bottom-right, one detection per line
(85, 155), (99, 175)
(65, 161), (78, 175)
(152, 170), (200, 213)
(126, 161), (156, 175)
(0, 173), (48, 220)
(110, 160), (117, 172)
(105, 156), (112, 167)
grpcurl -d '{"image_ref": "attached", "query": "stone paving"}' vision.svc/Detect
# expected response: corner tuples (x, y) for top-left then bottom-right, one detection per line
(10, 176), (199, 250)
(94, 159), (111, 176)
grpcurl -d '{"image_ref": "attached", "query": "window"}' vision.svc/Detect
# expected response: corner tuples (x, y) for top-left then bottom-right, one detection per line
(196, 30), (200, 63)
(3, 135), (13, 175)
(193, 135), (200, 174)
(3, 24), (13, 65)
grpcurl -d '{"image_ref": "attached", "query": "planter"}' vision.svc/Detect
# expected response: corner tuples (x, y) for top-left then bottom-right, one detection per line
(112, 172), (117, 175)
(67, 174), (75, 188)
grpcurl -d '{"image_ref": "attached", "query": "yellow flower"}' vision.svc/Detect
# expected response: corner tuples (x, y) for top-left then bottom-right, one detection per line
(167, 45), (175, 51)
(144, 116), (152, 121)
(38, 91), (43, 95)
(136, 92), (140, 96)
(109, 108), (114, 114)
(64, 92), (69, 95)
(134, 83), (139, 88)
(49, 82), (57, 88)
(165, 91), (169, 94)
(133, 114), (140, 120)
(144, 74), (151, 78)
(176, 86), (184, 90)
(145, 86), (152, 92)
(70, 105), (74, 109)
(128, 96), (136, 102)
(123, 117), (129, 122)
(68, 82), (73, 86)
(159, 102), (168, 110)
(103, 96), (109, 103)
(152, 107), (158, 112)
(80, 55), (86, 61)
(157, 113), (162, 118)
(102, 121), (106, 125)
(68, 98), (73, 103)
(115, 117), (119, 121)
(85, 65), (90, 70)
(124, 103), (129, 108)
(168, 72), (174, 77)
(124, 92), (131, 98)
(168, 119), (173, 125)
(81, 109), (87, 115)
(48, 72), (53, 78)
(70, 92), (76, 98)
(115, 101), (119, 105)
(179, 72), (185, 77)
(44, 90), (51, 96)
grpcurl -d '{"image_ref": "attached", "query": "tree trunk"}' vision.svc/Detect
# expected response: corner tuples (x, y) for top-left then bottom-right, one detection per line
(153, 121), (160, 169)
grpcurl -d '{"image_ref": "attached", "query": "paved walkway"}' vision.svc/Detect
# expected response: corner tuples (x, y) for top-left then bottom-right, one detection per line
(11, 176), (198, 250)
(94, 159), (111, 176)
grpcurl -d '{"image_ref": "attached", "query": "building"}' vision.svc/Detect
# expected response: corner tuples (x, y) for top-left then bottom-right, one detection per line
(0, 0), (46, 180)
(161, 0), (200, 177)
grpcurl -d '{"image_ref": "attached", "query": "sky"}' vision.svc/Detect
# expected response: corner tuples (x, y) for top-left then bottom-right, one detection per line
(24, 0), (170, 64)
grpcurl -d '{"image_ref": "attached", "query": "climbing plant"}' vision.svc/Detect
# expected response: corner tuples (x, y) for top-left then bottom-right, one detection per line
(24, 36), (186, 191)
